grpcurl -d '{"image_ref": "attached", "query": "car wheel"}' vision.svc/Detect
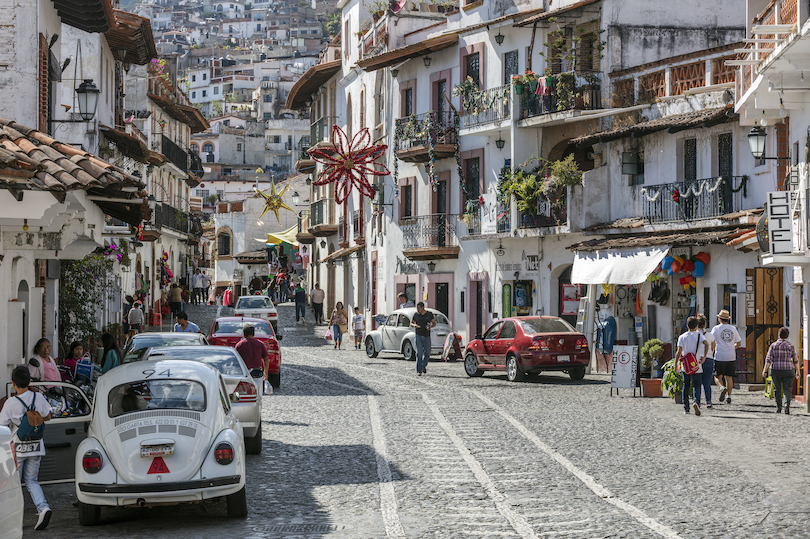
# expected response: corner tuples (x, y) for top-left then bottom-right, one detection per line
(464, 353), (484, 377)
(506, 355), (525, 382)
(269, 372), (281, 389)
(569, 366), (586, 381)
(365, 337), (379, 358)
(402, 340), (415, 361)
(226, 486), (248, 518)
(245, 423), (262, 455)
(78, 502), (101, 526)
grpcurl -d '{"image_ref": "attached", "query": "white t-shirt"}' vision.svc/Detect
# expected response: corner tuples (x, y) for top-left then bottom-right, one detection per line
(701, 329), (716, 359)
(0, 390), (51, 456)
(310, 288), (325, 303)
(677, 331), (706, 373)
(711, 323), (741, 362)
(352, 314), (364, 330)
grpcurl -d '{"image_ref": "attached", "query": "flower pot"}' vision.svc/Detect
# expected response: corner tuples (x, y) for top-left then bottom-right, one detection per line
(573, 97), (585, 109)
(640, 378), (663, 398)
(514, 82), (524, 95)
(674, 392), (683, 404)
(528, 80), (538, 93)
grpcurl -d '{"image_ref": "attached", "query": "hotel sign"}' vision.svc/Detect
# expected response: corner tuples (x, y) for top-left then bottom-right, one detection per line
(766, 191), (793, 255)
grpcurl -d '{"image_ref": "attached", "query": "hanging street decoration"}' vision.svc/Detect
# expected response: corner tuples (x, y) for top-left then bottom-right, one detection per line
(256, 181), (294, 224)
(310, 126), (389, 204)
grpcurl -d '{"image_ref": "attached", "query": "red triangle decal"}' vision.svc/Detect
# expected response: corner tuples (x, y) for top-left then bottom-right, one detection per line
(147, 456), (170, 474)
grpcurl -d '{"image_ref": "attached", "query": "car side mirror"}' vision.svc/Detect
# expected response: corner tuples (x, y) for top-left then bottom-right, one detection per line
(230, 392), (240, 403)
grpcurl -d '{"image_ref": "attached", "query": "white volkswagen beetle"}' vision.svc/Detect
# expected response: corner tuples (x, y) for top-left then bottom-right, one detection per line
(75, 359), (247, 526)
(364, 307), (452, 361)
(0, 424), (23, 539)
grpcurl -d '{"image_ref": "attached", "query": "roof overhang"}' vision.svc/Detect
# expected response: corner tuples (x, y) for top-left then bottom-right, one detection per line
(515, 0), (600, 27)
(322, 244), (364, 262)
(105, 10), (158, 65)
(357, 33), (459, 72)
(54, 0), (114, 33)
(177, 105), (210, 133)
(286, 60), (342, 110)
(100, 125), (150, 163)
(148, 93), (190, 124)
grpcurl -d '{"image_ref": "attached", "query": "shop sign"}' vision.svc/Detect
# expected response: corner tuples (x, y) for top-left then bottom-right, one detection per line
(522, 251), (540, 273)
(495, 251), (540, 275)
(480, 192), (498, 235)
(611, 345), (638, 389)
(766, 191), (793, 255)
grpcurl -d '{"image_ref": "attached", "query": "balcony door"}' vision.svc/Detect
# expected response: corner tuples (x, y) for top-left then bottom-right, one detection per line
(718, 132), (733, 213)
(432, 173), (450, 248)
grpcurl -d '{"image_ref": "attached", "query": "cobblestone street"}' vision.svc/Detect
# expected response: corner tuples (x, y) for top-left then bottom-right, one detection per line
(23, 302), (810, 538)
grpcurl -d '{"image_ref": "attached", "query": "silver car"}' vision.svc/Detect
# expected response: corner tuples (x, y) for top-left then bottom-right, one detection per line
(122, 332), (208, 363)
(142, 346), (263, 455)
(364, 307), (452, 361)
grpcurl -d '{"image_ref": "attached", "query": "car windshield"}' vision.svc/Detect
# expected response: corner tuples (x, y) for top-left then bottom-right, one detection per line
(237, 297), (273, 309)
(433, 313), (449, 325)
(123, 335), (206, 363)
(108, 379), (206, 418)
(213, 320), (274, 336)
(520, 318), (576, 334)
(147, 348), (246, 376)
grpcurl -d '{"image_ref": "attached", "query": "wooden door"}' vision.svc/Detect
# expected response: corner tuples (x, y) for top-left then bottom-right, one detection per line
(746, 267), (784, 382)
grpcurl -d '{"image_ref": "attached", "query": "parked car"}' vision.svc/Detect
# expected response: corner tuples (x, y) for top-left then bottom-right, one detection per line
(75, 359), (247, 526)
(208, 317), (282, 388)
(364, 308), (452, 361)
(4, 381), (93, 483)
(122, 332), (208, 363)
(0, 424), (23, 539)
(233, 296), (278, 333)
(463, 316), (590, 382)
(143, 346), (263, 454)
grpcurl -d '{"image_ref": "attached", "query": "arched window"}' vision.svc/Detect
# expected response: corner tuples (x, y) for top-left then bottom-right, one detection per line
(203, 142), (214, 153)
(217, 230), (231, 256)
(217, 4), (223, 11)
(190, 143), (199, 155)
(206, 153), (215, 163)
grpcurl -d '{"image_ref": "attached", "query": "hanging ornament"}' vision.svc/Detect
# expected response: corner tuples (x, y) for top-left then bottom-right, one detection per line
(309, 126), (389, 204)
(671, 188), (681, 204)
(256, 181), (295, 223)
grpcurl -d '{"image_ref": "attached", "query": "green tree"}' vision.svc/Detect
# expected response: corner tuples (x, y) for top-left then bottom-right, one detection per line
(59, 255), (117, 345)
(212, 100), (223, 116)
(324, 10), (340, 38)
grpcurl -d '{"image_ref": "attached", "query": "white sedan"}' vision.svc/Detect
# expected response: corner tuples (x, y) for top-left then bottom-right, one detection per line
(233, 295), (278, 332)
(75, 359), (247, 525)
(0, 425), (22, 539)
(364, 307), (452, 361)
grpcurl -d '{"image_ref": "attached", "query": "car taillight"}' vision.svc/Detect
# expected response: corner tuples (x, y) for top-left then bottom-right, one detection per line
(529, 338), (549, 351)
(266, 340), (279, 352)
(576, 337), (589, 349)
(82, 450), (103, 473)
(214, 442), (234, 465)
(233, 381), (257, 402)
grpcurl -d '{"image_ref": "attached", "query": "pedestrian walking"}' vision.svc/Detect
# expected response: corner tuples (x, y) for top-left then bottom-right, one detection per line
(398, 292), (414, 309)
(294, 283), (308, 323)
(0, 366), (52, 530)
(235, 325), (269, 394)
(410, 302), (435, 375)
(310, 283), (325, 324)
(250, 274), (264, 294)
(330, 302), (348, 350)
(676, 316), (708, 415)
(99, 332), (122, 374)
(28, 339), (61, 383)
(762, 327), (800, 414)
(169, 283), (183, 317)
(127, 300), (145, 340)
(696, 314), (715, 408)
(192, 269), (204, 305)
(173, 311), (201, 333)
(711, 309), (741, 404)
(352, 307), (365, 350)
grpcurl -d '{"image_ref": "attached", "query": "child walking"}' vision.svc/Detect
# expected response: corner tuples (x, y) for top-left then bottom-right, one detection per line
(352, 307), (365, 350)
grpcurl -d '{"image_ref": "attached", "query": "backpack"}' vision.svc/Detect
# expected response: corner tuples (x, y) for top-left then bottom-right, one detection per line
(15, 395), (45, 441)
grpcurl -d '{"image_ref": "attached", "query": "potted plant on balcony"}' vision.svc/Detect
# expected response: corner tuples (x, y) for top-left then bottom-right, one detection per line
(540, 155), (582, 211)
(555, 72), (577, 110)
(370, 0), (388, 19)
(453, 76), (482, 115)
(511, 75), (525, 95)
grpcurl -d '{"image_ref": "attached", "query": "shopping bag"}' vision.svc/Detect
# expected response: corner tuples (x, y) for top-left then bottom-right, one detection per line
(763, 376), (774, 399)
(324, 326), (333, 341)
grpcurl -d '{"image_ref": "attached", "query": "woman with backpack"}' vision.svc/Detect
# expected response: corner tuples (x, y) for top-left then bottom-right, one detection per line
(0, 366), (53, 529)
(100, 333), (122, 374)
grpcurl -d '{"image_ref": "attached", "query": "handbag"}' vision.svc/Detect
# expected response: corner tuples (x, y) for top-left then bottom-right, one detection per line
(324, 326), (333, 341)
(679, 335), (701, 375)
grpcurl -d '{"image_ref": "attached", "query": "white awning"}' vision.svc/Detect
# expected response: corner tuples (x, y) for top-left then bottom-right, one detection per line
(571, 246), (670, 285)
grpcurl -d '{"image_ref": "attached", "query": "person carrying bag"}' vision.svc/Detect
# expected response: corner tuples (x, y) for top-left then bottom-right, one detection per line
(676, 316), (708, 416)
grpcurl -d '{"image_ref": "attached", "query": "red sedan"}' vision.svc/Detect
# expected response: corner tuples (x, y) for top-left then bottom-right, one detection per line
(463, 316), (589, 382)
(208, 317), (283, 388)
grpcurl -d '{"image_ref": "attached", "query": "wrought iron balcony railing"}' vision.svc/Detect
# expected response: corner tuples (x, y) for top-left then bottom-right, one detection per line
(635, 176), (747, 224)
(517, 199), (567, 229)
(401, 214), (458, 249)
(155, 202), (202, 238)
(310, 198), (336, 226)
(459, 84), (511, 130)
(353, 210), (363, 239)
(394, 111), (458, 153)
(161, 135), (188, 173)
(311, 116), (338, 145)
(519, 72), (602, 120)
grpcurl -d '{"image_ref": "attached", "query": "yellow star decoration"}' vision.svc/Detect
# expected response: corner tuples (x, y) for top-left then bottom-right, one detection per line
(256, 182), (294, 223)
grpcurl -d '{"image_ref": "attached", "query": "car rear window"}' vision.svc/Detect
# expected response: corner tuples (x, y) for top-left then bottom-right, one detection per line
(434, 313), (449, 325)
(520, 318), (576, 334)
(213, 320), (274, 336)
(108, 379), (206, 418)
(123, 335), (206, 363)
(147, 348), (246, 376)
(237, 297), (273, 309)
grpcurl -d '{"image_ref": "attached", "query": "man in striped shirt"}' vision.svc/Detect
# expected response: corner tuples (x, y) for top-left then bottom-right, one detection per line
(762, 327), (800, 414)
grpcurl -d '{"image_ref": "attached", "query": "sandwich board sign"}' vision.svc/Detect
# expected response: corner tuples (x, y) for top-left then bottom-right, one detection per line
(611, 345), (638, 395)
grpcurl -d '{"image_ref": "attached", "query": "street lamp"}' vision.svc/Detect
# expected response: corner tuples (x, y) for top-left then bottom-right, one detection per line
(427, 261), (436, 272)
(495, 32), (504, 45)
(495, 136), (505, 150)
(423, 56), (432, 68)
(746, 126), (790, 161)
(291, 191), (300, 205)
(75, 79), (100, 121)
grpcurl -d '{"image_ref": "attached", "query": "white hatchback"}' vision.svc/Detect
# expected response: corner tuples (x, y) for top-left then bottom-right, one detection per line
(75, 359), (247, 525)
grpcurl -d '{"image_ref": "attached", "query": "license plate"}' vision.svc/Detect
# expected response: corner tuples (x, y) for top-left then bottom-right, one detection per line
(141, 445), (174, 458)
(557, 355), (570, 362)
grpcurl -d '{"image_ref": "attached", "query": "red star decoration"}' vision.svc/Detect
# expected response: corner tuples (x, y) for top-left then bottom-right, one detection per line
(309, 126), (389, 204)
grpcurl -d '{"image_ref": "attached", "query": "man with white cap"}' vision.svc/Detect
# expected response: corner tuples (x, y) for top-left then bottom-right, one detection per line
(711, 309), (741, 404)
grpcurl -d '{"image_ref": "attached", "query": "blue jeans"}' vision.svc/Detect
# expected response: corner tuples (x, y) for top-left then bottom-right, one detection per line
(682, 373), (701, 411)
(332, 324), (343, 343)
(295, 302), (306, 321)
(18, 455), (49, 512)
(694, 358), (713, 405)
(415, 335), (431, 373)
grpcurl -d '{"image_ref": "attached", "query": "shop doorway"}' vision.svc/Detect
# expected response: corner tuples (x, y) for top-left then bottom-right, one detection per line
(746, 267), (784, 382)
(470, 280), (484, 336)
(514, 280), (533, 316)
